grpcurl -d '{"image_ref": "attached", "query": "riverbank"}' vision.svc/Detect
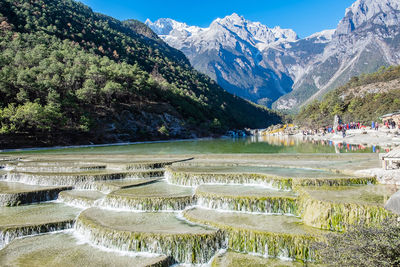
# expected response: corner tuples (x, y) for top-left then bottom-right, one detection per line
(266, 128), (400, 149)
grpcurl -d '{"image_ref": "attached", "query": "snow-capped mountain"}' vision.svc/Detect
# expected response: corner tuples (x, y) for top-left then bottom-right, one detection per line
(276, 0), (400, 109)
(146, 0), (400, 109)
(146, 14), (299, 106)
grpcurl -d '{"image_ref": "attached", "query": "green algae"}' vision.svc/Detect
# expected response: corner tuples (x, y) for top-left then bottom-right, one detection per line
(297, 185), (396, 231)
(0, 232), (172, 267)
(0, 181), (72, 206)
(103, 181), (194, 211)
(184, 207), (325, 262)
(195, 185), (298, 214)
(75, 208), (224, 264)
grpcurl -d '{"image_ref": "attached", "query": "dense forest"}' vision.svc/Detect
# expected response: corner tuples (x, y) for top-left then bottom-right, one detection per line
(296, 65), (400, 128)
(0, 0), (281, 148)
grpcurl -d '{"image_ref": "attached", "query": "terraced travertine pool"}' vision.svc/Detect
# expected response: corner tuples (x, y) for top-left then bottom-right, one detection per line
(0, 152), (396, 266)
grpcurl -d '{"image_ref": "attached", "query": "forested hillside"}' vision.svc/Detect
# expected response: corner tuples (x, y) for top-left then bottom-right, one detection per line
(296, 66), (400, 127)
(0, 0), (280, 148)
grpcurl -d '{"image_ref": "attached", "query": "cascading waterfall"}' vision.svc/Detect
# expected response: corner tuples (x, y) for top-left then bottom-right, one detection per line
(0, 221), (74, 249)
(74, 211), (225, 264)
(165, 169), (291, 190)
(5, 170), (163, 188)
(99, 195), (194, 211)
(0, 186), (72, 206)
(196, 196), (298, 215)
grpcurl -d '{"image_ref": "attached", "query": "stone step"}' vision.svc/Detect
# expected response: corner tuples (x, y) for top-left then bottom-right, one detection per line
(212, 251), (320, 267)
(100, 180), (194, 211)
(75, 208), (224, 264)
(195, 184), (297, 215)
(0, 202), (81, 248)
(0, 232), (172, 267)
(166, 165), (376, 189)
(297, 184), (397, 231)
(5, 169), (164, 188)
(183, 207), (325, 262)
(58, 190), (105, 208)
(0, 181), (72, 206)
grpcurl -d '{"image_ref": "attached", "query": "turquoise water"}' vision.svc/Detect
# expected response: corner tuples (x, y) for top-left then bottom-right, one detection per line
(1, 136), (380, 155)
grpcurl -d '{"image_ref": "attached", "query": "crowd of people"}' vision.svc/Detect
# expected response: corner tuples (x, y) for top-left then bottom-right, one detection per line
(302, 120), (399, 138)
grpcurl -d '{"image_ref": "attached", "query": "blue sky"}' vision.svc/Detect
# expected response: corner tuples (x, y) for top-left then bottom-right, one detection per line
(79, 0), (355, 38)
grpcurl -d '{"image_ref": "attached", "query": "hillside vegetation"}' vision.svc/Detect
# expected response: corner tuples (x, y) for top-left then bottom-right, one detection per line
(0, 0), (280, 148)
(296, 65), (400, 127)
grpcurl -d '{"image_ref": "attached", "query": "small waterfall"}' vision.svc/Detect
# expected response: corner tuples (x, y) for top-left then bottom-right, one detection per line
(226, 230), (317, 262)
(74, 217), (225, 264)
(196, 196), (298, 215)
(0, 186), (72, 206)
(165, 169), (292, 190)
(99, 195), (194, 211)
(12, 165), (107, 173)
(5, 171), (146, 188)
(0, 220), (74, 249)
(57, 192), (101, 209)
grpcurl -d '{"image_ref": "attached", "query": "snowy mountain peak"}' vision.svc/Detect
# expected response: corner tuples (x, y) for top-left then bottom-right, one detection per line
(337, 0), (400, 34)
(306, 29), (335, 42)
(216, 13), (246, 25)
(145, 18), (201, 36)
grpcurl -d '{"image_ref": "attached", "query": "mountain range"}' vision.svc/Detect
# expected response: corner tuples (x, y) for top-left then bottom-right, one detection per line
(146, 0), (400, 110)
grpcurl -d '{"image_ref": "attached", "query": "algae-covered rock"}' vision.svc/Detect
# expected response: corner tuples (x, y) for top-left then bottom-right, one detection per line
(100, 181), (194, 211)
(75, 208), (224, 264)
(195, 184), (298, 215)
(166, 166), (376, 190)
(0, 181), (72, 206)
(297, 185), (396, 231)
(0, 202), (81, 248)
(58, 190), (105, 208)
(6, 169), (163, 188)
(0, 232), (172, 267)
(211, 251), (320, 267)
(184, 207), (324, 262)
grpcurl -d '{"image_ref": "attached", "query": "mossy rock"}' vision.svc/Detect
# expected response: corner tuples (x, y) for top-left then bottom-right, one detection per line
(101, 181), (194, 211)
(166, 167), (376, 190)
(211, 251), (322, 267)
(0, 232), (173, 267)
(75, 208), (224, 264)
(195, 184), (298, 215)
(58, 190), (105, 208)
(184, 207), (325, 262)
(6, 169), (164, 188)
(0, 181), (72, 206)
(297, 185), (396, 231)
(0, 202), (81, 248)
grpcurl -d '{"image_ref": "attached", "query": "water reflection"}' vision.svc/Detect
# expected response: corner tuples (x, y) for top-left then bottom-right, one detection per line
(3, 135), (394, 155)
(246, 135), (390, 154)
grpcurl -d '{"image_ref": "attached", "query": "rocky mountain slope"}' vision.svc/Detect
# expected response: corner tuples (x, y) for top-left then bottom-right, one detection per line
(146, 0), (400, 110)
